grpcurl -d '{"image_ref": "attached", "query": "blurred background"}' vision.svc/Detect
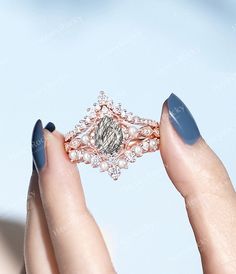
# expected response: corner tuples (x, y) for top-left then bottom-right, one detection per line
(0, 0), (236, 273)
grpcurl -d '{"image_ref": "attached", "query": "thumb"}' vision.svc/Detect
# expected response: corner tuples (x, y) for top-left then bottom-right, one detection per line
(160, 93), (233, 198)
(160, 93), (236, 273)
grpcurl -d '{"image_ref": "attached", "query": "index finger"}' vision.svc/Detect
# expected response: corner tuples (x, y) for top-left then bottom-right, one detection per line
(32, 120), (116, 274)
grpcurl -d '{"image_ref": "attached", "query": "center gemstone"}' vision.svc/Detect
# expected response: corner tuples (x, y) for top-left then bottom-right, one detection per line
(95, 116), (123, 155)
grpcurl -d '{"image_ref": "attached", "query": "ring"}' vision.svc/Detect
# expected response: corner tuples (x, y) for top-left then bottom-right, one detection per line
(64, 91), (160, 180)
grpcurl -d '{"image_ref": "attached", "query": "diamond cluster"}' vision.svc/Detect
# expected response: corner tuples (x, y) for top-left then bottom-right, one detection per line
(65, 91), (160, 180)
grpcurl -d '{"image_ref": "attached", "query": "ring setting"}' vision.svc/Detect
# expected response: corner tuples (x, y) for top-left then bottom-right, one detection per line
(64, 91), (160, 180)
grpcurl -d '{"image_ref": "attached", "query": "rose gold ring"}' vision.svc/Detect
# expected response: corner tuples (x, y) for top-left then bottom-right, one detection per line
(64, 91), (160, 180)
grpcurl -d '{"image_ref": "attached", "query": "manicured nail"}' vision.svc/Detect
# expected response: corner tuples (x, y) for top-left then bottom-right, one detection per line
(45, 122), (56, 132)
(32, 120), (45, 171)
(32, 121), (55, 171)
(167, 93), (201, 145)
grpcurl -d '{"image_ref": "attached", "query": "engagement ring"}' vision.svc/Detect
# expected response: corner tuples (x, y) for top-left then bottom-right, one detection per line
(65, 91), (160, 180)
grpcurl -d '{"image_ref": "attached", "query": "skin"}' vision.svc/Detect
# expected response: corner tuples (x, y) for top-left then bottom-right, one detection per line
(21, 104), (236, 273)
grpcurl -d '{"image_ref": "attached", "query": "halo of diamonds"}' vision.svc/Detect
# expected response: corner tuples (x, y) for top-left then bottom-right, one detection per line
(65, 91), (160, 180)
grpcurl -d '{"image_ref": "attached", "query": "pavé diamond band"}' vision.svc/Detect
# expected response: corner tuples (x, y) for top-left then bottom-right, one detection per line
(64, 91), (160, 180)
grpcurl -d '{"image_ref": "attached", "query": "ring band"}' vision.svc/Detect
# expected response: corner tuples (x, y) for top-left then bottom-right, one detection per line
(64, 91), (160, 180)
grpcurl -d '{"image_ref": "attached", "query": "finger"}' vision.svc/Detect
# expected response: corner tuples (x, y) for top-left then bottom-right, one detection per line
(25, 122), (59, 274)
(32, 120), (116, 274)
(24, 172), (59, 274)
(160, 94), (236, 273)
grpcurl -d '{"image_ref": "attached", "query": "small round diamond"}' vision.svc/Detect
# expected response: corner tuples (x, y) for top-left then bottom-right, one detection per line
(98, 91), (109, 104)
(69, 138), (81, 149)
(108, 165), (121, 180)
(133, 116), (140, 123)
(94, 104), (101, 111)
(127, 113), (133, 122)
(65, 131), (74, 141)
(154, 128), (160, 136)
(91, 155), (100, 167)
(121, 110), (127, 118)
(84, 116), (91, 124)
(149, 139), (158, 150)
(77, 120), (86, 130)
(140, 126), (153, 137)
(113, 104), (121, 114)
(88, 107), (97, 118)
(125, 150), (136, 163)
(101, 106), (109, 114)
(107, 98), (113, 108)
(142, 141), (149, 152)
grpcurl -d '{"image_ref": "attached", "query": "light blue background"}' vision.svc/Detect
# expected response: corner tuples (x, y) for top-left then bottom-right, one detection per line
(0, 1), (236, 273)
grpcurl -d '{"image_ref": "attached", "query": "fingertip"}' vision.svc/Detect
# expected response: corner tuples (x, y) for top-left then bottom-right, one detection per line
(159, 94), (231, 198)
(43, 128), (76, 174)
(32, 119), (45, 172)
(166, 93), (201, 145)
(160, 99), (170, 133)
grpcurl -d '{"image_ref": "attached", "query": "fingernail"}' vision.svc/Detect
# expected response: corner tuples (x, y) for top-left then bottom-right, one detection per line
(32, 120), (45, 171)
(32, 121), (55, 171)
(45, 122), (56, 132)
(167, 93), (201, 145)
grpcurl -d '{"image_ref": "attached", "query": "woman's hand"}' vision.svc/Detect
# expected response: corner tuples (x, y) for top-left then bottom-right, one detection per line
(24, 94), (236, 274)
(25, 121), (116, 274)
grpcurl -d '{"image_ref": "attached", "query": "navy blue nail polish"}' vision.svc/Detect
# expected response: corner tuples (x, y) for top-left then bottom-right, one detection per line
(32, 121), (55, 171)
(32, 120), (46, 171)
(45, 122), (56, 132)
(167, 93), (201, 145)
